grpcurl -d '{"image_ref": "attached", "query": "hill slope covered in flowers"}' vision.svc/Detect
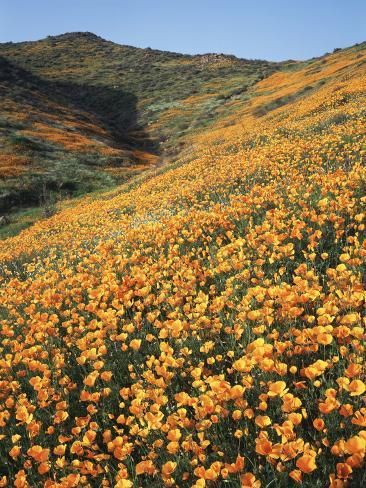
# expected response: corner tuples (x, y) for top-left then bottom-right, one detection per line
(0, 31), (278, 226)
(0, 43), (365, 487)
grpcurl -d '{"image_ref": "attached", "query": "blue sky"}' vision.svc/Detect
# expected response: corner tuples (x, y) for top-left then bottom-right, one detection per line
(1, 0), (365, 61)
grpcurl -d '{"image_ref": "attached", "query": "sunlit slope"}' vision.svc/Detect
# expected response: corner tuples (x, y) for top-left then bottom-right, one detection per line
(0, 44), (365, 487)
(1, 42), (365, 260)
(194, 40), (366, 137)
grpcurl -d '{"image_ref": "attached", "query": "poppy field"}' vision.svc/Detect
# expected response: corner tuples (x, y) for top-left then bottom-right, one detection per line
(0, 44), (365, 487)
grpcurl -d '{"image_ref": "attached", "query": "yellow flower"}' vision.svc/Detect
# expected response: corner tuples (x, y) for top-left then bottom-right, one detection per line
(267, 381), (287, 397)
(255, 415), (272, 428)
(296, 451), (317, 473)
(162, 461), (177, 476)
(344, 435), (366, 454)
(240, 472), (261, 487)
(27, 445), (50, 463)
(348, 380), (365, 396)
(53, 444), (66, 456)
(136, 460), (155, 476)
(129, 339), (142, 351)
(9, 446), (21, 459)
(100, 370), (113, 381)
(115, 480), (133, 488)
(313, 418), (325, 431)
(336, 462), (352, 479)
(289, 469), (302, 483)
(167, 429), (181, 442)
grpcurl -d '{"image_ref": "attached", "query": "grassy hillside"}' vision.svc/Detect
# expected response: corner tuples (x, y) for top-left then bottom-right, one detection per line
(0, 56), (157, 214)
(0, 41), (365, 487)
(0, 32), (279, 151)
(0, 32), (282, 226)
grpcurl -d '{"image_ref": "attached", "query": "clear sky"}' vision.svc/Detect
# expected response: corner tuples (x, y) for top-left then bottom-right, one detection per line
(1, 0), (365, 61)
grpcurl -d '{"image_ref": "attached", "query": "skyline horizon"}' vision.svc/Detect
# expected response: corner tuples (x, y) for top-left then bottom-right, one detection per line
(1, 1), (366, 62)
(1, 29), (365, 64)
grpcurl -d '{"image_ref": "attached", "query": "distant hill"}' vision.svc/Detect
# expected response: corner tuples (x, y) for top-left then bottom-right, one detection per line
(0, 33), (281, 215)
(0, 31), (280, 150)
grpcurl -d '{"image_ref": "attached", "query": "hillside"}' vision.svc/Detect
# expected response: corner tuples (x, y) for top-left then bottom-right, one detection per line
(0, 32), (279, 150)
(0, 56), (156, 213)
(0, 39), (365, 487)
(0, 32), (282, 230)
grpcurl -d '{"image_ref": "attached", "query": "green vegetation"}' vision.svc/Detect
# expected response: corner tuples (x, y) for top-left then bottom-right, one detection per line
(0, 207), (43, 239)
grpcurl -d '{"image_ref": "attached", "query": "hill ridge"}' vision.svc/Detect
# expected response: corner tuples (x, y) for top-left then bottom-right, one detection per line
(6, 31), (365, 62)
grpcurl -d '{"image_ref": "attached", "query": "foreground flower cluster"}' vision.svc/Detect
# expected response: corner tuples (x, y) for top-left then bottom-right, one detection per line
(0, 46), (365, 487)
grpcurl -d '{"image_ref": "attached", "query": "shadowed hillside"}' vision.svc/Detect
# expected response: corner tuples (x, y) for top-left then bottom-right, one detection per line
(0, 54), (159, 230)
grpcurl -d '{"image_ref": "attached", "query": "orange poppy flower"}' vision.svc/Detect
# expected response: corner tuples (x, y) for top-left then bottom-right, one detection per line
(296, 452), (317, 473)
